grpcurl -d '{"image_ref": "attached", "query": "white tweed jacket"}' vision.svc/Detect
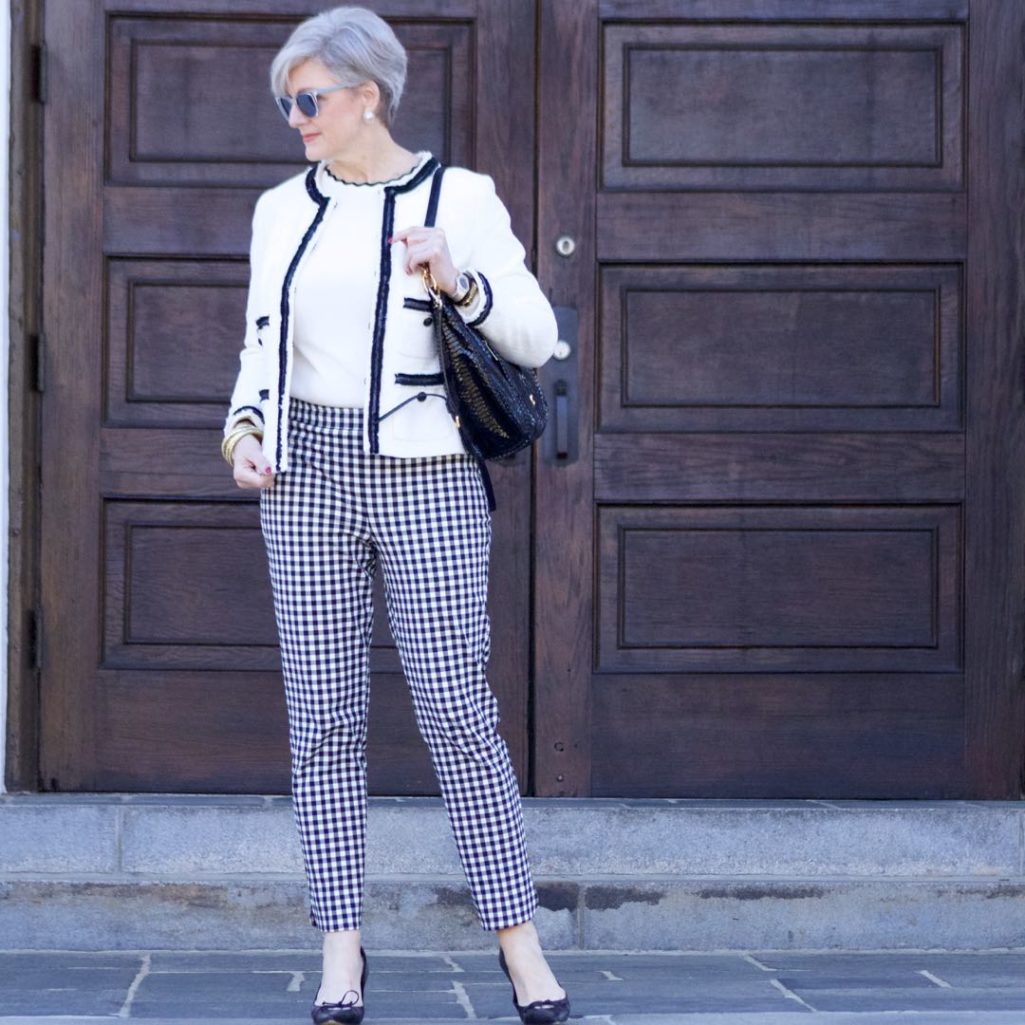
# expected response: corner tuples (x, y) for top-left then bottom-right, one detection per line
(224, 153), (558, 472)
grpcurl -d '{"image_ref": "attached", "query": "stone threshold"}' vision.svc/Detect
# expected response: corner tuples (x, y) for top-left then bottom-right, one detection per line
(1, 796), (1023, 950)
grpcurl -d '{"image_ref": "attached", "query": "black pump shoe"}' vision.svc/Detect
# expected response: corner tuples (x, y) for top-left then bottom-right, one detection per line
(498, 947), (570, 1024)
(311, 945), (368, 1025)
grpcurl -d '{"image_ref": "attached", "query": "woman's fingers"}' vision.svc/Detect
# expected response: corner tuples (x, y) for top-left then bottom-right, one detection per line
(391, 226), (445, 270)
(390, 226), (457, 292)
(232, 435), (275, 489)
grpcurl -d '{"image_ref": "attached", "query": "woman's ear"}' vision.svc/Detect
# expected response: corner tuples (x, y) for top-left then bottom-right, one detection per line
(358, 80), (383, 120)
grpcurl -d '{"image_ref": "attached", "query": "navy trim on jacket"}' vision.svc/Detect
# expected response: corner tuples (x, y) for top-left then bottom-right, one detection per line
(367, 157), (440, 452)
(231, 403), (264, 423)
(468, 271), (493, 328)
(273, 168), (330, 469)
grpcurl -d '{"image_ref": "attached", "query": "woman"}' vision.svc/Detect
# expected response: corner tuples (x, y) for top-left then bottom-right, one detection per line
(221, 7), (569, 1025)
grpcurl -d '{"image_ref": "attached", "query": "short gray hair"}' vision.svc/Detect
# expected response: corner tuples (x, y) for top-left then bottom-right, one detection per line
(269, 6), (407, 125)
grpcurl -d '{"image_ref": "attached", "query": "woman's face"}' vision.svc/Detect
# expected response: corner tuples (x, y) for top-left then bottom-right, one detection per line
(282, 58), (369, 162)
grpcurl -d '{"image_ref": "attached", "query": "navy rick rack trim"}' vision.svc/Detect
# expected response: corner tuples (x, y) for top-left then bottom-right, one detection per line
(468, 271), (493, 328)
(367, 157), (441, 452)
(274, 168), (331, 469)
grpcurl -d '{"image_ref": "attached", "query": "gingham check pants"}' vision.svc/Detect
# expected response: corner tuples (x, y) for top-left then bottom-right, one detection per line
(258, 398), (540, 933)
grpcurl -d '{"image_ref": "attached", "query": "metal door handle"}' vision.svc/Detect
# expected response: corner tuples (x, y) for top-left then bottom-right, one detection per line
(540, 307), (579, 465)
(555, 382), (570, 459)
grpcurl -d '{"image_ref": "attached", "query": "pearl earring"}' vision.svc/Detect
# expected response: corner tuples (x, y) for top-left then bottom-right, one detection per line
(362, 109), (375, 122)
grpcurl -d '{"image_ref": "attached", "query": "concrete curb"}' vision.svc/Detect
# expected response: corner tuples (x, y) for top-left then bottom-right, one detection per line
(2, 796), (1023, 950)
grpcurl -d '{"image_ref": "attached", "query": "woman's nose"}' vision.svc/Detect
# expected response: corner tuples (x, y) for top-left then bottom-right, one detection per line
(288, 103), (308, 129)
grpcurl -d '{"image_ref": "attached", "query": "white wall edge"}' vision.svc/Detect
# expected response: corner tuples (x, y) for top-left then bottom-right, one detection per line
(1, 0), (12, 795)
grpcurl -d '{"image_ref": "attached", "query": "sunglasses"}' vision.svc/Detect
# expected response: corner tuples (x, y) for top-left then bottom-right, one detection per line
(275, 82), (353, 122)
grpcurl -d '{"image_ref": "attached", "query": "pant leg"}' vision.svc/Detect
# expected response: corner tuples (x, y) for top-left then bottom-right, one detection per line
(370, 452), (540, 932)
(259, 403), (376, 932)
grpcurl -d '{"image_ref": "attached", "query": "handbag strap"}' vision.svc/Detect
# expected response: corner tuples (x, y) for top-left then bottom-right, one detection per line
(425, 163), (446, 228)
(422, 161), (496, 513)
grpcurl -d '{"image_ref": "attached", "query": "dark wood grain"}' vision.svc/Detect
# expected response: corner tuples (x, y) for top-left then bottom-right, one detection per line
(93, 671), (290, 792)
(39, 0), (106, 790)
(590, 673), (967, 798)
(530, 0), (1020, 798)
(105, 259), (251, 428)
(964, 0), (1025, 797)
(106, 14), (475, 187)
(597, 505), (961, 673)
(534, 0), (599, 796)
(105, 187), (261, 255)
(599, 264), (962, 433)
(5, 0), (44, 792)
(599, 0), (968, 18)
(470, 0), (537, 794)
(23, 0), (1025, 799)
(38, 0), (539, 793)
(594, 434), (964, 502)
(598, 192), (966, 261)
(603, 21), (963, 192)
(101, 0), (477, 12)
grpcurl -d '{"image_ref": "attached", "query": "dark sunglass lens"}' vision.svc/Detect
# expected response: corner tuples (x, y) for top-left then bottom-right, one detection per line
(296, 92), (319, 118)
(276, 96), (293, 120)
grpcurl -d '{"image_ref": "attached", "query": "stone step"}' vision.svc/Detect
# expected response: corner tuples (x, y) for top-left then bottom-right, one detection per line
(1, 794), (1023, 950)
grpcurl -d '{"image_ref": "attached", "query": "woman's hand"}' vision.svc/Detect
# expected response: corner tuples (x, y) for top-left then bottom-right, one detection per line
(232, 433), (275, 489)
(390, 226), (459, 295)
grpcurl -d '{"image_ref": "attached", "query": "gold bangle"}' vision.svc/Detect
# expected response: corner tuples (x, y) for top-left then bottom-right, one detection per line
(223, 424), (261, 455)
(221, 433), (243, 465)
(222, 432), (260, 466)
(222, 424), (262, 466)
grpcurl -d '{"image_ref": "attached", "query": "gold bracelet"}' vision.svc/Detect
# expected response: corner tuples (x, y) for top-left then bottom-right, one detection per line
(221, 431), (247, 466)
(455, 270), (479, 308)
(221, 424), (262, 466)
(222, 431), (261, 466)
(223, 424), (261, 458)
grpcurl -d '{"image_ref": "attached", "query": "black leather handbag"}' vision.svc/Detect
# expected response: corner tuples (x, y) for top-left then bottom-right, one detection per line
(422, 165), (549, 508)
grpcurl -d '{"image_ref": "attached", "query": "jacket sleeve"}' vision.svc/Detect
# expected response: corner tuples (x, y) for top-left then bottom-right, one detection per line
(224, 193), (270, 438)
(453, 173), (558, 369)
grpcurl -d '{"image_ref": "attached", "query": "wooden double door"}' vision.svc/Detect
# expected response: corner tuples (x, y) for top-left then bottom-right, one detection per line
(36, 0), (1024, 797)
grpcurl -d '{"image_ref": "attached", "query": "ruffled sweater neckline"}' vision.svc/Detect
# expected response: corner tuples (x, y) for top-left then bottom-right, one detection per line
(316, 150), (432, 194)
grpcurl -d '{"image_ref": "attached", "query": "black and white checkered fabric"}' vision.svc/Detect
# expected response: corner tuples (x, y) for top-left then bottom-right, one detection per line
(259, 397), (540, 932)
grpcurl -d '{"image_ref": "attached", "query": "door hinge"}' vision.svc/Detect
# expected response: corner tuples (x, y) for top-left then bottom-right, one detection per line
(31, 43), (47, 104)
(31, 333), (45, 392)
(28, 606), (43, 672)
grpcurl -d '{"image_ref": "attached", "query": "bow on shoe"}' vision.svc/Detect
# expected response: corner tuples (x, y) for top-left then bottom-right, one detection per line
(497, 948), (571, 1024)
(517, 995), (570, 1024)
(311, 989), (364, 1025)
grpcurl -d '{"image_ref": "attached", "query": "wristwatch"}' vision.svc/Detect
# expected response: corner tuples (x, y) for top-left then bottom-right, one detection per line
(451, 270), (479, 307)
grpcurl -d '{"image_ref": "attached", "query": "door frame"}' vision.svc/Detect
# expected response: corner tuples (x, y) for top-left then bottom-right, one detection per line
(961, 0), (1025, 796)
(5, 0), (44, 793)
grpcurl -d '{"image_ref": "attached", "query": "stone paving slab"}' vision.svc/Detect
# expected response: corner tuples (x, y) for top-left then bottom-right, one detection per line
(13, 1018), (1025, 1024)
(0, 949), (1023, 1024)
(5, 1017), (1025, 1025)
